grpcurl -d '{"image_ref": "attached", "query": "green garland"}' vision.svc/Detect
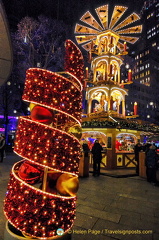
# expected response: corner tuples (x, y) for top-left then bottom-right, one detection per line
(82, 119), (159, 133)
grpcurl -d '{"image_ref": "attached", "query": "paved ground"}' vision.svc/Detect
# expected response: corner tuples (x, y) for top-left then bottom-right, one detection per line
(0, 152), (159, 240)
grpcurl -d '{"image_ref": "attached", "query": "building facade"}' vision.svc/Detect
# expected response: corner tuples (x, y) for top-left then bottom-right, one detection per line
(126, 0), (159, 123)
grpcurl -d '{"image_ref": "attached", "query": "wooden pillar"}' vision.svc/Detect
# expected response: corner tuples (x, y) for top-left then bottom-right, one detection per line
(88, 98), (92, 114)
(106, 130), (116, 169)
(93, 69), (96, 82)
(139, 152), (146, 178)
(118, 67), (121, 84)
(117, 101), (120, 114)
(104, 64), (107, 81)
(110, 96), (113, 110)
(122, 100), (125, 117)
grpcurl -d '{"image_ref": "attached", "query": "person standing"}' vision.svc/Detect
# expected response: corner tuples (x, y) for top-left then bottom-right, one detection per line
(134, 141), (142, 175)
(82, 141), (89, 158)
(145, 144), (159, 186)
(0, 135), (5, 162)
(91, 140), (103, 176)
(82, 141), (90, 177)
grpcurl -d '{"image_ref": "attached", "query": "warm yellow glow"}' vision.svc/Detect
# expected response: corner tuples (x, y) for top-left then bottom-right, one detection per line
(75, 5), (142, 53)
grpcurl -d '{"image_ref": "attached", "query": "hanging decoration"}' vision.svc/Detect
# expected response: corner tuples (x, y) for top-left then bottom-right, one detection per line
(4, 39), (84, 239)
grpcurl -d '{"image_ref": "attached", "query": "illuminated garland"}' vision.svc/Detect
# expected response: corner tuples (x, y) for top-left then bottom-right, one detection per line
(5, 166), (76, 239)
(82, 119), (159, 133)
(4, 39), (84, 239)
(23, 68), (82, 126)
(14, 117), (80, 174)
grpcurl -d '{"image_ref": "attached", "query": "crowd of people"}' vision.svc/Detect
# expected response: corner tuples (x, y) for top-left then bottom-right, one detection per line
(82, 138), (159, 185)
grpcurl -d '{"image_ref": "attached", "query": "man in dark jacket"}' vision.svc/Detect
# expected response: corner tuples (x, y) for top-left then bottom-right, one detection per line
(145, 144), (159, 185)
(91, 140), (103, 176)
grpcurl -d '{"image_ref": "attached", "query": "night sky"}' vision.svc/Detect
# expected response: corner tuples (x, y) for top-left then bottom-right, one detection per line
(2, 0), (145, 30)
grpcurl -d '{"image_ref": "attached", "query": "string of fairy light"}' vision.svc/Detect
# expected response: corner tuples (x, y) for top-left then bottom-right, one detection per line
(4, 40), (84, 239)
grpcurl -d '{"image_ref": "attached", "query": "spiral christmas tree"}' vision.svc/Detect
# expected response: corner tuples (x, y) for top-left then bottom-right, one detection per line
(4, 39), (84, 239)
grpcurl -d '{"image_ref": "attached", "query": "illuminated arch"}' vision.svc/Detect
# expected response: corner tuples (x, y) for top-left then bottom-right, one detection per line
(87, 88), (109, 114)
(87, 86), (109, 99)
(93, 60), (108, 82)
(91, 89), (108, 99)
(111, 90), (124, 101)
(110, 59), (120, 69)
(116, 133), (137, 146)
(111, 86), (128, 95)
(81, 131), (107, 148)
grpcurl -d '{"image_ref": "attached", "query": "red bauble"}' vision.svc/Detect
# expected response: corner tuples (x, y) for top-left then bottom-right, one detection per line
(18, 161), (43, 184)
(31, 105), (53, 125)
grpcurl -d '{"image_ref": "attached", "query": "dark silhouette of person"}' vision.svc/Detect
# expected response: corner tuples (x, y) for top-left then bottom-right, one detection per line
(82, 141), (90, 177)
(0, 135), (5, 162)
(145, 144), (159, 186)
(82, 141), (89, 157)
(134, 141), (142, 175)
(91, 140), (103, 176)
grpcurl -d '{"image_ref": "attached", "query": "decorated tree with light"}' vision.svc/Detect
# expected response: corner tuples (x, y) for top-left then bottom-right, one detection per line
(4, 39), (84, 239)
(12, 15), (71, 72)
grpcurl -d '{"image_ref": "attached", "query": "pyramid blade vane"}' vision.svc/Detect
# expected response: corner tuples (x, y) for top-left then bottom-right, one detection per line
(75, 23), (100, 35)
(95, 5), (109, 29)
(109, 6), (128, 29)
(113, 13), (140, 31)
(80, 11), (103, 31)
